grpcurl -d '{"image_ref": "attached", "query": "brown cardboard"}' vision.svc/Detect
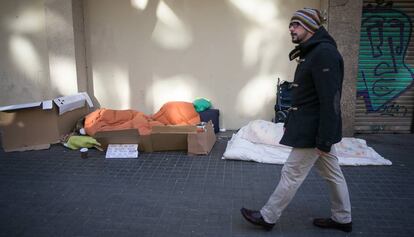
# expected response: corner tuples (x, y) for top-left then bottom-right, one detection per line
(94, 127), (190, 152)
(0, 93), (92, 152)
(151, 125), (197, 134)
(150, 124), (197, 151)
(56, 106), (89, 134)
(188, 121), (216, 155)
(91, 123), (216, 154)
(151, 133), (188, 151)
(0, 106), (58, 151)
(139, 135), (153, 152)
(94, 129), (140, 146)
(9, 144), (51, 152)
(94, 129), (153, 152)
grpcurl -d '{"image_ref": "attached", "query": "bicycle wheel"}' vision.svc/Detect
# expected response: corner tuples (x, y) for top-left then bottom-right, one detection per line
(275, 110), (287, 123)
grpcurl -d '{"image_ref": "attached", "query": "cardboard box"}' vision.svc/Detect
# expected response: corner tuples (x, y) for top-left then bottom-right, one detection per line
(94, 121), (216, 155)
(188, 121), (217, 155)
(151, 125), (197, 152)
(94, 129), (146, 150)
(0, 92), (93, 152)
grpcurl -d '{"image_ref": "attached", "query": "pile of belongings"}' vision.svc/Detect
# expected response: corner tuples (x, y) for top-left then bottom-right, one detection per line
(84, 101), (201, 136)
(62, 101), (203, 150)
(222, 120), (392, 166)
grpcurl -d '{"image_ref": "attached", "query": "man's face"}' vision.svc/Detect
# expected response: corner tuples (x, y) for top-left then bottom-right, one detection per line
(289, 22), (312, 44)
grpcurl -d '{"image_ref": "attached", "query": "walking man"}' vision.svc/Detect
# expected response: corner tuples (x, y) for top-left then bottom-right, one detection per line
(240, 8), (352, 232)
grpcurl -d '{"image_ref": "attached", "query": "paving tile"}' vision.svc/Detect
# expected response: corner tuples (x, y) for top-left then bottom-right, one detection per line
(0, 134), (413, 236)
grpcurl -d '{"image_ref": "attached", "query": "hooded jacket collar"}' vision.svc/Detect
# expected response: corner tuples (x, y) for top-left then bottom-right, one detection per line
(289, 26), (337, 61)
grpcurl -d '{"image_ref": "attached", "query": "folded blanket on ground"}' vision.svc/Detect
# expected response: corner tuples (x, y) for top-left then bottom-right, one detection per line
(222, 120), (392, 166)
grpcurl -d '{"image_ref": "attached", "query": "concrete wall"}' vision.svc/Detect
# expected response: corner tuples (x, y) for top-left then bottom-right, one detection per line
(72, 0), (89, 93)
(44, 0), (79, 97)
(2, 0), (363, 132)
(327, 0), (362, 136)
(0, 0), (51, 105)
(84, 0), (320, 129)
(0, 0), (81, 106)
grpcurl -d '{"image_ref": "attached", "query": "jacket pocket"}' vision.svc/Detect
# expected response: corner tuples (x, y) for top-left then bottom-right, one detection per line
(297, 111), (319, 143)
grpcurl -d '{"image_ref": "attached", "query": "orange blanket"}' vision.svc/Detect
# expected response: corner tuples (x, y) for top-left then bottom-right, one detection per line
(84, 109), (163, 136)
(84, 102), (200, 136)
(152, 101), (200, 125)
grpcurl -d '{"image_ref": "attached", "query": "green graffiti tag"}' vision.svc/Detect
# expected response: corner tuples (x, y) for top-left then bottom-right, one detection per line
(357, 3), (414, 112)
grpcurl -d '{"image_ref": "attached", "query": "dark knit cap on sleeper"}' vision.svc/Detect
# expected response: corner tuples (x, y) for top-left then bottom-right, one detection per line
(290, 8), (322, 33)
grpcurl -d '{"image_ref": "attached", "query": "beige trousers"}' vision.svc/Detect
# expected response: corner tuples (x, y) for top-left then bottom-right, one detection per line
(260, 147), (352, 224)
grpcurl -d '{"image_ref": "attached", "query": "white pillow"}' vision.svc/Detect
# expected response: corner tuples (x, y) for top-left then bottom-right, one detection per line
(241, 120), (285, 146)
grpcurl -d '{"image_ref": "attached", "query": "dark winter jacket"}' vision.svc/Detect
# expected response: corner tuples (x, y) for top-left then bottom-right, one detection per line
(279, 26), (343, 152)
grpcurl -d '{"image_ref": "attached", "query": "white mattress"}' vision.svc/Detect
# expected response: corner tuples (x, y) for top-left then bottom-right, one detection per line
(222, 120), (392, 166)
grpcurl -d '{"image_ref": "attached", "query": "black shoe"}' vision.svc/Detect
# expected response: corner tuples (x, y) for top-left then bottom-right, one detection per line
(240, 207), (275, 230)
(313, 218), (352, 232)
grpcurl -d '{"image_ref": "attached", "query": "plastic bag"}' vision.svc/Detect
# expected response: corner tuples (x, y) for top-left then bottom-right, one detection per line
(193, 98), (211, 112)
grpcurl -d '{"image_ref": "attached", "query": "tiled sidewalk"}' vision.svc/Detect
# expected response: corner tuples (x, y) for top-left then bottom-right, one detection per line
(0, 133), (413, 237)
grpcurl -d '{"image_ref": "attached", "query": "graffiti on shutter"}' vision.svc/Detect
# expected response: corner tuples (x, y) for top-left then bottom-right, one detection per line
(356, 0), (414, 133)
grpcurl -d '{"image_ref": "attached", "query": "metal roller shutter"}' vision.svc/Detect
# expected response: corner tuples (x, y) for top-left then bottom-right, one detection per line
(355, 0), (414, 133)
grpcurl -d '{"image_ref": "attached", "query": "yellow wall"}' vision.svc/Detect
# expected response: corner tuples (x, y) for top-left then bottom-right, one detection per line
(85, 0), (321, 129)
(0, 0), (51, 105)
(0, 0), (80, 105)
(0, 0), (321, 130)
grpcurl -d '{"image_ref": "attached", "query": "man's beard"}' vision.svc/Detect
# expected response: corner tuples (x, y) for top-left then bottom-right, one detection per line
(291, 34), (301, 44)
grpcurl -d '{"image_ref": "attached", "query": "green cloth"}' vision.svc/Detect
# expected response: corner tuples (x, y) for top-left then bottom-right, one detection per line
(193, 98), (211, 112)
(65, 135), (101, 150)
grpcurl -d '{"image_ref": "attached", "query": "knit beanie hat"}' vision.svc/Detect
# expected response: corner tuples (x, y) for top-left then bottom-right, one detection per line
(290, 8), (322, 33)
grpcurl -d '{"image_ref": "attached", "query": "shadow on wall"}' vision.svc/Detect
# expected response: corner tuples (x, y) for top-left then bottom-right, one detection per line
(0, 0), (53, 105)
(0, 0), (88, 106)
(84, 0), (311, 128)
